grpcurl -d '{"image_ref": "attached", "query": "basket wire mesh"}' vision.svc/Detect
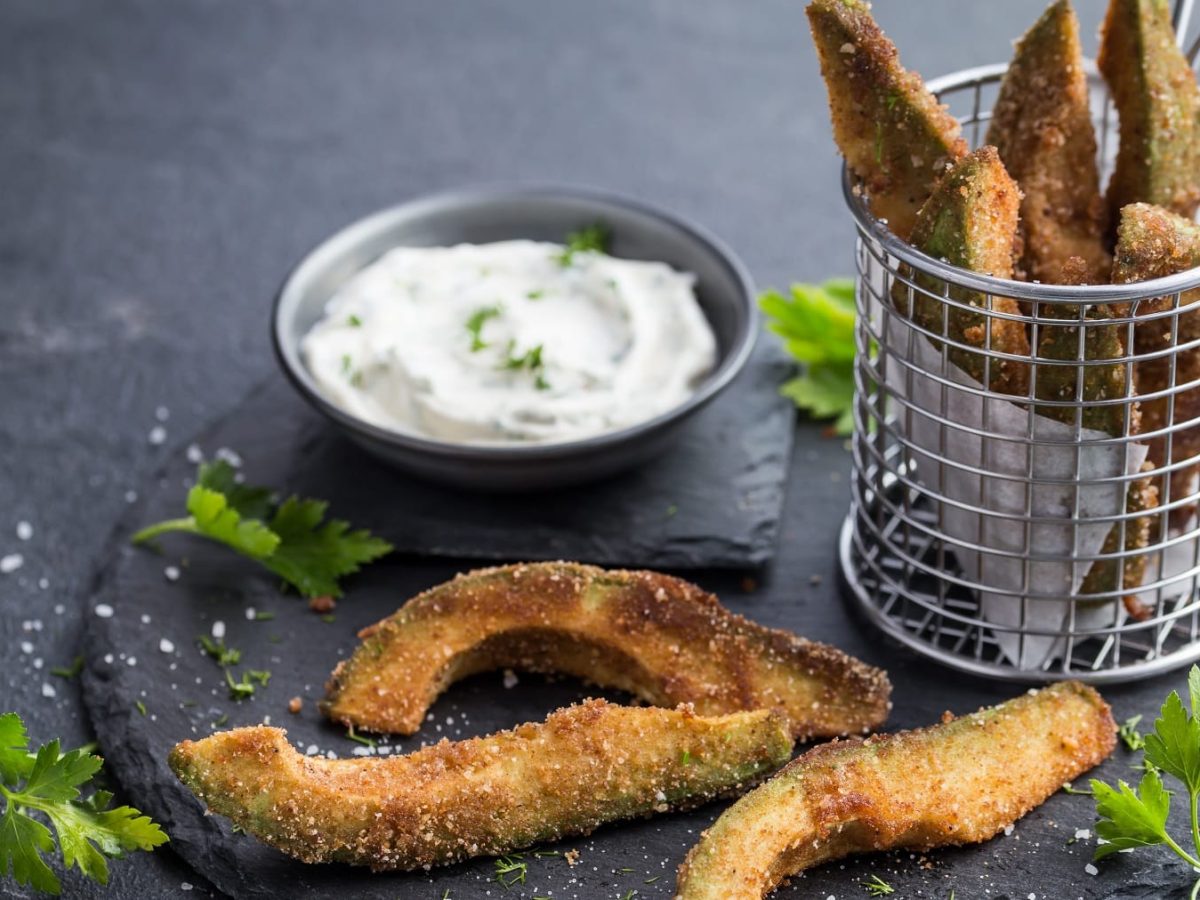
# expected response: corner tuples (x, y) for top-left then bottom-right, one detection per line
(839, 0), (1200, 683)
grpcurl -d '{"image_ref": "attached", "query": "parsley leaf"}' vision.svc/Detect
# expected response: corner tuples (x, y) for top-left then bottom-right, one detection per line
(132, 463), (392, 599)
(0, 714), (166, 894)
(1090, 666), (1200, 891)
(263, 497), (392, 599)
(556, 223), (610, 267)
(465, 305), (502, 352)
(760, 279), (858, 435)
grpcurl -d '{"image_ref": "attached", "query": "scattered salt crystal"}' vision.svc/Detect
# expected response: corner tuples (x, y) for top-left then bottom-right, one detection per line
(305, 745), (319, 756)
(160, 638), (175, 653)
(1085, 863), (1098, 876)
(181, 883), (194, 892)
(1004, 824), (1015, 836)
(104, 654), (114, 664)
(94, 604), (114, 618)
(164, 565), (180, 582)
(15, 521), (32, 541)
(127, 656), (137, 666)
(0, 554), (24, 574)
(245, 607), (256, 620)
(19, 641), (33, 655)
(124, 490), (138, 503)
(186, 444), (203, 464)
(503, 669), (519, 689)
(352, 746), (374, 757)
(148, 425), (167, 445)
(212, 620), (226, 639)
(1075, 828), (1091, 840)
(41, 683), (56, 698)
(155, 405), (170, 422)
(141, 614), (151, 625)
(32, 659), (42, 670)
(216, 447), (242, 467)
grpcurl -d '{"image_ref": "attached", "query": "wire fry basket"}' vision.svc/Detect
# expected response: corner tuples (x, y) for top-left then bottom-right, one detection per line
(838, 5), (1200, 683)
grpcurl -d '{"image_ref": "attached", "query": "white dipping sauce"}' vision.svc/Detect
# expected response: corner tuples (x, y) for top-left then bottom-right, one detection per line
(301, 240), (717, 444)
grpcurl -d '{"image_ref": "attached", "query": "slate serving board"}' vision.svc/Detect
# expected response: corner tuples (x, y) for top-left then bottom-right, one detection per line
(79, 387), (1195, 899)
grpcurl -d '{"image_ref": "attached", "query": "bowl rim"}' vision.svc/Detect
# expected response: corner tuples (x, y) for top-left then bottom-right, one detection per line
(271, 183), (759, 461)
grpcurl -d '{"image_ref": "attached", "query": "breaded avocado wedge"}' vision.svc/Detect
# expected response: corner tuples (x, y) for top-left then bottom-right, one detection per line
(894, 146), (1030, 395)
(675, 682), (1115, 900)
(1115, 202), (1200, 527)
(323, 562), (891, 741)
(806, 0), (967, 240)
(170, 700), (792, 871)
(1099, 0), (1200, 222)
(987, 0), (1109, 283)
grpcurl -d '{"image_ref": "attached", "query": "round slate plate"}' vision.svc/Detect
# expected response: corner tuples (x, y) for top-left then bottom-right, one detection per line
(79, 383), (1180, 899)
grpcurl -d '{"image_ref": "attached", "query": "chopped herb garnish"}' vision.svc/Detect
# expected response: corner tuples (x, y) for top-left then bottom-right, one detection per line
(863, 874), (895, 896)
(50, 656), (84, 680)
(212, 713), (229, 728)
(1119, 714), (1146, 752)
(465, 305), (502, 352)
(501, 342), (551, 390)
(493, 853), (527, 888)
(321, 613), (336, 624)
(534, 373), (551, 391)
(198, 635), (241, 668)
(644, 876), (660, 884)
(135, 701), (147, 717)
(132, 461), (392, 600)
(0, 713), (167, 894)
(346, 314), (362, 327)
(526, 289), (545, 300)
(532, 849), (560, 858)
(680, 749), (692, 765)
(346, 725), (376, 748)
(253, 610), (275, 621)
(224, 669), (257, 701)
(556, 223), (610, 267)
(341, 354), (352, 374)
(1062, 781), (1093, 796)
(248, 669), (271, 687)
(665, 503), (679, 518)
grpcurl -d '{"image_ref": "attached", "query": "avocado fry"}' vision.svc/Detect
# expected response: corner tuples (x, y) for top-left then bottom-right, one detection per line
(1032, 258), (1156, 613)
(893, 146), (1030, 395)
(674, 682), (1115, 900)
(806, 0), (967, 241)
(1114, 202), (1200, 528)
(170, 700), (793, 871)
(1099, 0), (1200, 223)
(322, 562), (891, 741)
(987, 0), (1110, 283)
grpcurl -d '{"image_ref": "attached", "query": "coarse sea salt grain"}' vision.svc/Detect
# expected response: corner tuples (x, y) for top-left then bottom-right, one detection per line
(245, 607), (256, 620)
(186, 444), (203, 463)
(1074, 828), (1091, 840)
(19, 641), (33, 655)
(164, 565), (180, 582)
(125, 489), (138, 503)
(1085, 863), (1098, 875)
(160, 638), (175, 653)
(41, 683), (55, 698)
(0, 554), (24, 574)
(94, 604), (114, 618)
(148, 425), (167, 445)
(15, 521), (32, 541)
(1004, 824), (1015, 836)
(212, 620), (226, 639)
(155, 405), (170, 422)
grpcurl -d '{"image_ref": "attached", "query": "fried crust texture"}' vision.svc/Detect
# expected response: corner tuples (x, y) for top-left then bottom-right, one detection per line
(987, 0), (1109, 283)
(805, 0), (967, 240)
(1099, 0), (1200, 223)
(322, 562), (891, 741)
(674, 682), (1115, 900)
(1115, 202), (1200, 528)
(169, 701), (792, 871)
(893, 147), (1030, 395)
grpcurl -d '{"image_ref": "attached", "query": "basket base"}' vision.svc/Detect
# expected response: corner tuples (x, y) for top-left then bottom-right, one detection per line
(839, 504), (1200, 684)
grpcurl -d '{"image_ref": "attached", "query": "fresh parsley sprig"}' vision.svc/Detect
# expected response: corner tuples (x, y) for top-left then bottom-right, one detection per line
(132, 461), (392, 599)
(0, 713), (167, 895)
(1090, 666), (1200, 898)
(759, 278), (858, 435)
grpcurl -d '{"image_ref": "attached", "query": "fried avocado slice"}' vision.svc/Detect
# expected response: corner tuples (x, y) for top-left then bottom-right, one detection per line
(806, 0), (967, 240)
(1115, 202), (1200, 528)
(1099, 0), (1200, 223)
(322, 562), (890, 741)
(169, 700), (792, 871)
(987, 0), (1109, 283)
(675, 682), (1115, 900)
(1032, 261), (1156, 611)
(893, 147), (1030, 395)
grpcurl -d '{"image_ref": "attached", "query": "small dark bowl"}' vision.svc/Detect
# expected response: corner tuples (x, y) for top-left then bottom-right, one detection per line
(272, 185), (757, 491)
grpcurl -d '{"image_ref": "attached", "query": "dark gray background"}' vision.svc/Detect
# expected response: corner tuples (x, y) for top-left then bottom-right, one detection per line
(0, 1), (1190, 897)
